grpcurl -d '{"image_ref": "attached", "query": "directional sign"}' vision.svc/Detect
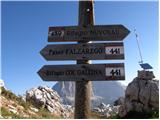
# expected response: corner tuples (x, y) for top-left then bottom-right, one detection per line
(40, 42), (124, 60)
(38, 63), (125, 81)
(48, 25), (130, 42)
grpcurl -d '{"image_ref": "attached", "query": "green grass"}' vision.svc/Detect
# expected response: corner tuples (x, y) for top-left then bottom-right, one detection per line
(118, 110), (159, 119)
(1, 87), (62, 119)
(36, 107), (61, 119)
(1, 87), (33, 110)
(1, 87), (158, 119)
(151, 110), (159, 119)
(1, 87), (18, 100)
(1, 107), (23, 119)
(90, 110), (159, 119)
(1, 105), (61, 119)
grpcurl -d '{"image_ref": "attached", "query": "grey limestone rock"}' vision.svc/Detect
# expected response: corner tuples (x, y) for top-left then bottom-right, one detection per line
(26, 86), (73, 118)
(118, 70), (159, 117)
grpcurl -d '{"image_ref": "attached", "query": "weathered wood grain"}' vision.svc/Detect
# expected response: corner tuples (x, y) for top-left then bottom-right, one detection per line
(48, 25), (130, 42)
(38, 63), (125, 81)
(40, 42), (124, 60)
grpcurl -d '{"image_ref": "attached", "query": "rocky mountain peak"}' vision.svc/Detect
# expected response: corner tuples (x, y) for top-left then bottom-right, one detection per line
(53, 81), (125, 107)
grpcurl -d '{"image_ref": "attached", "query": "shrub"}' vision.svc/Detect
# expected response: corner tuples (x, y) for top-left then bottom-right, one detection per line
(1, 107), (10, 117)
(1, 107), (22, 119)
(37, 107), (61, 119)
(1, 87), (18, 100)
(118, 110), (159, 119)
(1, 87), (33, 110)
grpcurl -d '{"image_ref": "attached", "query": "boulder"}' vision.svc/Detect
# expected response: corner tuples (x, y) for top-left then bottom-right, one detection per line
(26, 86), (73, 118)
(137, 70), (155, 80)
(114, 97), (125, 106)
(150, 80), (159, 109)
(118, 70), (159, 117)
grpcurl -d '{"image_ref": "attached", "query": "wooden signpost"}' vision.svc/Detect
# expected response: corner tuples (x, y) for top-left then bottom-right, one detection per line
(38, 0), (130, 119)
(38, 63), (125, 81)
(40, 42), (124, 60)
(48, 25), (130, 42)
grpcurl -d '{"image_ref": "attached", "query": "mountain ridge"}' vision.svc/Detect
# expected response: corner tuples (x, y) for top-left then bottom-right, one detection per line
(52, 81), (126, 107)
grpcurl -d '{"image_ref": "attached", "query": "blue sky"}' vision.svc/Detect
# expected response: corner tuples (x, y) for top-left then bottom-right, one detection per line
(1, 1), (158, 95)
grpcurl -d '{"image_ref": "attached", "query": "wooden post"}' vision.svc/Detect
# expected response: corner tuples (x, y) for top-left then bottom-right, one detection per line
(74, 0), (94, 119)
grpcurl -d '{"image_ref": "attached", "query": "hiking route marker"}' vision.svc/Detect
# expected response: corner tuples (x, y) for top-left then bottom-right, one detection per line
(38, 0), (130, 119)
(48, 25), (130, 42)
(40, 42), (124, 60)
(38, 63), (125, 81)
